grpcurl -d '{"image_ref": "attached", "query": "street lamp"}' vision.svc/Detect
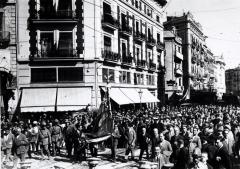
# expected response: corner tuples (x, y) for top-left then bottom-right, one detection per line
(138, 89), (143, 111)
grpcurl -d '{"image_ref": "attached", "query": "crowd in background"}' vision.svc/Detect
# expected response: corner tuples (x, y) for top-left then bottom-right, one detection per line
(1, 105), (240, 169)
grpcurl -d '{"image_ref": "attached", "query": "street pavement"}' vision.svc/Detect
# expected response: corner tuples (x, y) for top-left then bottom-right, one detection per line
(2, 148), (240, 169)
(1, 148), (140, 169)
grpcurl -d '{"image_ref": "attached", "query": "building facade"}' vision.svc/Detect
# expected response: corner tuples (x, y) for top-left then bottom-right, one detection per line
(0, 0), (17, 119)
(164, 12), (216, 100)
(225, 65), (240, 96)
(164, 27), (184, 103)
(214, 55), (226, 99)
(16, 0), (166, 114)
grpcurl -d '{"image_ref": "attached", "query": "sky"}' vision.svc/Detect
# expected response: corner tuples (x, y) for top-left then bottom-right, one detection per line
(165, 0), (240, 69)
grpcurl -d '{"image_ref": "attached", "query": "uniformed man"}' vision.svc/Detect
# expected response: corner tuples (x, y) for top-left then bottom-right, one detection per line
(50, 119), (62, 156)
(38, 121), (51, 160)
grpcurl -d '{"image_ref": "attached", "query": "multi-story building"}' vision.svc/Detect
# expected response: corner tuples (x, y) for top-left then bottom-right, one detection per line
(164, 27), (184, 103)
(16, 0), (167, 115)
(214, 55), (226, 99)
(0, 0), (17, 119)
(164, 12), (215, 100)
(225, 65), (240, 96)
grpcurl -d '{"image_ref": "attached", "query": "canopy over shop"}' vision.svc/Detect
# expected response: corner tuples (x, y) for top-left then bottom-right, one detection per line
(20, 87), (92, 114)
(101, 87), (159, 107)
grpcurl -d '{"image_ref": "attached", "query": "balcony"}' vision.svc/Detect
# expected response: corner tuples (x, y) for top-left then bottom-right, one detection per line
(156, 41), (165, 50)
(136, 60), (146, 68)
(31, 9), (78, 24)
(175, 51), (183, 61)
(102, 49), (120, 62)
(146, 37), (156, 47)
(119, 25), (132, 36)
(32, 49), (78, 61)
(122, 56), (133, 66)
(0, 31), (10, 49)
(175, 68), (183, 77)
(102, 14), (119, 30)
(134, 32), (145, 42)
(149, 61), (156, 70)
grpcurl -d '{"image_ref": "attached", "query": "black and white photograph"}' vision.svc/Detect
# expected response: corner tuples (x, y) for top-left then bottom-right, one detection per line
(1, 0), (240, 168)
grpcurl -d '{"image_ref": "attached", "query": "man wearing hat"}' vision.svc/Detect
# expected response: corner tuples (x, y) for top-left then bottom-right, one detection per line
(50, 119), (62, 156)
(38, 121), (51, 160)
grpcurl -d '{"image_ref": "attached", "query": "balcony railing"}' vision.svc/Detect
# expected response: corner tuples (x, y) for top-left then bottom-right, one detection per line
(102, 14), (119, 29)
(149, 62), (156, 70)
(36, 10), (77, 19)
(0, 31), (10, 48)
(146, 37), (156, 46)
(136, 60), (146, 68)
(134, 32), (145, 41)
(102, 49), (120, 62)
(156, 41), (165, 50)
(122, 56), (133, 65)
(34, 49), (78, 59)
(175, 68), (183, 77)
(120, 25), (132, 36)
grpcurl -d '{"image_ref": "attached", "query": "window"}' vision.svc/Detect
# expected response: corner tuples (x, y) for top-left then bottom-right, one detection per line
(156, 15), (160, 22)
(121, 40), (127, 57)
(102, 68), (115, 83)
(135, 46), (141, 60)
(0, 12), (3, 32)
(104, 35), (112, 51)
(40, 32), (54, 58)
(58, 32), (73, 57)
(58, 67), (83, 82)
(157, 33), (160, 43)
(121, 13), (127, 27)
(119, 71), (131, 84)
(135, 20), (139, 33)
(103, 2), (111, 16)
(31, 68), (57, 83)
(134, 73), (144, 85)
(39, 31), (73, 58)
(135, 0), (138, 9)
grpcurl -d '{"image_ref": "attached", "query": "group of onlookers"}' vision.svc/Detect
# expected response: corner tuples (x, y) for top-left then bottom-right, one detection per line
(1, 105), (240, 169)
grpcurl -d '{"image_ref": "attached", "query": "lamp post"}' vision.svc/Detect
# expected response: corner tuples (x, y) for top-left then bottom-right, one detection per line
(138, 89), (143, 111)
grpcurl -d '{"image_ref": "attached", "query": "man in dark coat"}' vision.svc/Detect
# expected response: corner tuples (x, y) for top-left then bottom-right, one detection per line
(139, 126), (150, 161)
(151, 128), (160, 159)
(174, 139), (188, 169)
(215, 136), (232, 169)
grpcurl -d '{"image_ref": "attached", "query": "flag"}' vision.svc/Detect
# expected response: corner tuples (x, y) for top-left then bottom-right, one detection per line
(85, 92), (113, 142)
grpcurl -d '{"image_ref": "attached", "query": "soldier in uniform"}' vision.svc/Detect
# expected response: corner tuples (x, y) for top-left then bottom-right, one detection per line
(50, 119), (62, 156)
(38, 121), (51, 160)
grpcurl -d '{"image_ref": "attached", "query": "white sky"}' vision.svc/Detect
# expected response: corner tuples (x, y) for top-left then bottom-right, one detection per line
(165, 0), (240, 69)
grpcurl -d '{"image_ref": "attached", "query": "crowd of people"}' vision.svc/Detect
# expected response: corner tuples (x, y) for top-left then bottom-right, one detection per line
(1, 104), (240, 169)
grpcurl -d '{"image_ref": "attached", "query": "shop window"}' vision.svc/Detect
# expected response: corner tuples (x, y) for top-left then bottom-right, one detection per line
(31, 68), (57, 83)
(58, 67), (83, 82)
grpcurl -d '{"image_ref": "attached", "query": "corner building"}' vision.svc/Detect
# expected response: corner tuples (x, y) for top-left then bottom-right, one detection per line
(17, 0), (166, 115)
(164, 12), (216, 101)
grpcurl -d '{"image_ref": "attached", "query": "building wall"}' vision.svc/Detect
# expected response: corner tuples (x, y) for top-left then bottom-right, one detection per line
(164, 12), (215, 100)
(214, 56), (226, 99)
(225, 67), (240, 96)
(164, 30), (183, 101)
(17, 0), (166, 109)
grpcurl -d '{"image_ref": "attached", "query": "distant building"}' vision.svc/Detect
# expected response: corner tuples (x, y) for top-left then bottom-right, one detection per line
(164, 27), (184, 103)
(214, 55), (226, 99)
(164, 12), (216, 101)
(16, 0), (167, 115)
(0, 0), (17, 118)
(225, 65), (240, 96)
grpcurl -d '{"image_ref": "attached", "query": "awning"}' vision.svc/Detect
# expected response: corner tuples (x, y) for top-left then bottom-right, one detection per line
(21, 88), (57, 113)
(109, 88), (134, 105)
(138, 89), (160, 103)
(103, 87), (159, 105)
(57, 87), (92, 111)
